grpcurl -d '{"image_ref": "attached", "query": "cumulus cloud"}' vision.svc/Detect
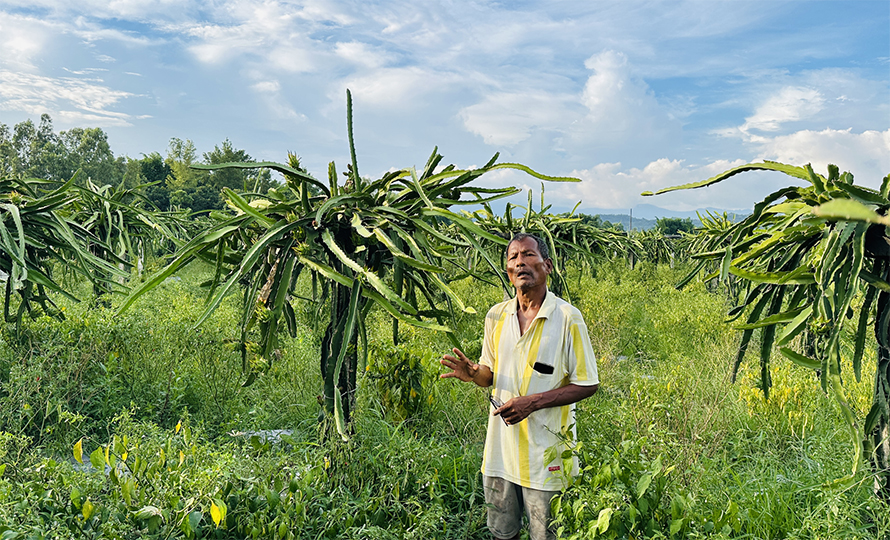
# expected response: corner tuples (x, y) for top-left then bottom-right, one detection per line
(740, 86), (825, 133)
(458, 50), (680, 159)
(753, 128), (890, 187)
(0, 71), (137, 126)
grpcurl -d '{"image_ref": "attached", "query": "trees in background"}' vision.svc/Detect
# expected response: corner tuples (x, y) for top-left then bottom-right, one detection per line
(656, 216), (694, 235)
(0, 114), (124, 185)
(0, 116), (278, 214)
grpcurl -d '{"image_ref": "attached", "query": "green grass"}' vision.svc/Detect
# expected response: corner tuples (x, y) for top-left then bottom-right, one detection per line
(0, 260), (887, 539)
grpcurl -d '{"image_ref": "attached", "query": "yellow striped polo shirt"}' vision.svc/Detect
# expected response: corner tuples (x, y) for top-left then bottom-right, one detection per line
(479, 291), (599, 491)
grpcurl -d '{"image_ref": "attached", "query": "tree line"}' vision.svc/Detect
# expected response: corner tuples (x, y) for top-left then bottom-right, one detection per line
(0, 114), (277, 213)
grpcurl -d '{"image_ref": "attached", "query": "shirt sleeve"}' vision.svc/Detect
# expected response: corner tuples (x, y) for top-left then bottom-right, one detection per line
(479, 306), (498, 370)
(565, 312), (599, 386)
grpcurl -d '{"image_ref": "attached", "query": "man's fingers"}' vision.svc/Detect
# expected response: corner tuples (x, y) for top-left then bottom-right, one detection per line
(452, 348), (468, 361)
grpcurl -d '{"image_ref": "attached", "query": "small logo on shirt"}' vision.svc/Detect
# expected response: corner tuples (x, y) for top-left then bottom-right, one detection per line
(548, 466), (561, 472)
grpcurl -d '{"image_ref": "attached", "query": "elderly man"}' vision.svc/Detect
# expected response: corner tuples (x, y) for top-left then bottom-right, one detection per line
(441, 233), (599, 540)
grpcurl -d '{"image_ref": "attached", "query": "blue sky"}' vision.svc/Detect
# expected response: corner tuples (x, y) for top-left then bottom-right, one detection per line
(0, 0), (887, 213)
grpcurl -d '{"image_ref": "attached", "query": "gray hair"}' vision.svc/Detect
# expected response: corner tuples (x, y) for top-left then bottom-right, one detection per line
(506, 233), (550, 260)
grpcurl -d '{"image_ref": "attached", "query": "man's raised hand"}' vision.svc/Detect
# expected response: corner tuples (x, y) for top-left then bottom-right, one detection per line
(440, 348), (477, 383)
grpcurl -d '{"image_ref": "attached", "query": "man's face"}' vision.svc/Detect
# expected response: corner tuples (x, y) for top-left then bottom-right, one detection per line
(506, 237), (553, 293)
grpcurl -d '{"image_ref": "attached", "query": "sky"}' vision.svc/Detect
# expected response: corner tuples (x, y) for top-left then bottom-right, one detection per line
(0, 0), (887, 214)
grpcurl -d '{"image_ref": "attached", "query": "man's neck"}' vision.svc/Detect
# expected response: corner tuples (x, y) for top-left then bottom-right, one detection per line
(515, 286), (547, 336)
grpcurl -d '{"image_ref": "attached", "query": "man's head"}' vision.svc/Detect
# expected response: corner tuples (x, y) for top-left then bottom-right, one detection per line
(505, 233), (553, 293)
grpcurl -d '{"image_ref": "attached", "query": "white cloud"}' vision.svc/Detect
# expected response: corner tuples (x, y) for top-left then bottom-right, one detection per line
(753, 128), (890, 187)
(458, 50), (680, 161)
(339, 67), (464, 108)
(334, 41), (391, 69)
(573, 50), (675, 138)
(0, 12), (51, 69)
(0, 71), (137, 127)
(741, 86), (825, 132)
(459, 91), (579, 146)
(250, 78), (306, 121)
(550, 157), (751, 211)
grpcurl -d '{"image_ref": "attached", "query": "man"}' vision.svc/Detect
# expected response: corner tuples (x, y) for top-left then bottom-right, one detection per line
(440, 233), (599, 540)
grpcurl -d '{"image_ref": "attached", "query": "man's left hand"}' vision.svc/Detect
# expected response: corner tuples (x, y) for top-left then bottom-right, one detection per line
(494, 395), (537, 425)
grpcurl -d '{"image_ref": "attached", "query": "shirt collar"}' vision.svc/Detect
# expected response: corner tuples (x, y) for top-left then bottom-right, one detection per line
(505, 289), (556, 320)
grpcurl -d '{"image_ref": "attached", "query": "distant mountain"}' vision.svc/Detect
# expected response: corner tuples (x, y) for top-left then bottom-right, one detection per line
(578, 204), (746, 231)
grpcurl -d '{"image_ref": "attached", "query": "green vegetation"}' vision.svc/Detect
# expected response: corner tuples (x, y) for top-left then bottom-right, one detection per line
(0, 261), (888, 538)
(645, 161), (890, 498)
(0, 115), (276, 214)
(3, 110), (890, 537)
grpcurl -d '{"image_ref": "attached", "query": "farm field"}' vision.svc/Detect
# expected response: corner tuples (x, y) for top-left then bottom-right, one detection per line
(0, 260), (887, 539)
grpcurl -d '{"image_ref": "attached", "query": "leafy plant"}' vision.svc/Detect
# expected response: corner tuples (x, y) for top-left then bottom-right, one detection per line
(366, 342), (437, 422)
(551, 437), (735, 539)
(643, 161), (890, 496)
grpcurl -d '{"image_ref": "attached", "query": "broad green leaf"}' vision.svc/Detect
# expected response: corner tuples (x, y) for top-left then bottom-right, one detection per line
(596, 507), (613, 534)
(73, 439), (83, 464)
(82, 499), (95, 520)
(122, 477), (135, 507)
(90, 446), (105, 470)
(670, 519), (684, 536)
(637, 473), (653, 498)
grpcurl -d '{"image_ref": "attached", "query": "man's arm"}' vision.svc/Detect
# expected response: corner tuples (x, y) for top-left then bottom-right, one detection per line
(440, 348), (493, 388)
(495, 383), (598, 426)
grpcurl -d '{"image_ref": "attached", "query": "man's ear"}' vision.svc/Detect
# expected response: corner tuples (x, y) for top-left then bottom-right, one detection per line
(545, 258), (554, 273)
